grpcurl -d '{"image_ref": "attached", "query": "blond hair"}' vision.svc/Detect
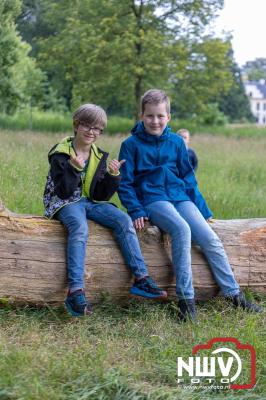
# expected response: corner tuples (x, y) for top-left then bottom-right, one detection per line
(141, 89), (170, 115)
(73, 104), (107, 134)
(177, 128), (190, 136)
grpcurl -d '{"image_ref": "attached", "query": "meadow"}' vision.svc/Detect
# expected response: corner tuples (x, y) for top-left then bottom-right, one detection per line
(1, 129), (266, 218)
(0, 128), (266, 399)
(1, 110), (266, 137)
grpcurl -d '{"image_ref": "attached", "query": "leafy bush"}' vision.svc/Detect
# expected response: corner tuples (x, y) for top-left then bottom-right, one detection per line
(195, 103), (229, 126)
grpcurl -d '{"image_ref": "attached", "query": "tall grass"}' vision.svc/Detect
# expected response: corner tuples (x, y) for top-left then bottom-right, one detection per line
(0, 111), (134, 135)
(192, 135), (266, 218)
(1, 110), (266, 137)
(0, 130), (265, 218)
(0, 111), (72, 133)
(0, 129), (265, 399)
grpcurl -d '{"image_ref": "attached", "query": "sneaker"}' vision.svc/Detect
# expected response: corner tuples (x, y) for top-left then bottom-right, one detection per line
(228, 292), (263, 313)
(130, 276), (167, 299)
(65, 289), (92, 317)
(178, 299), (197, 323)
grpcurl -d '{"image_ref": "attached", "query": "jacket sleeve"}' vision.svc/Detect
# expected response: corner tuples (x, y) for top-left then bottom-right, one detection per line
(93, 162), (121, 201)
(188, 148), (198, 172)
(178, 140), (212, 219)
(118, 141), (147, 220)
(49, 153), (82, 199)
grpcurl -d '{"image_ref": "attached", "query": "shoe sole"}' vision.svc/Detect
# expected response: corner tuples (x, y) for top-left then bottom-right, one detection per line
(130, 287), (168, 300)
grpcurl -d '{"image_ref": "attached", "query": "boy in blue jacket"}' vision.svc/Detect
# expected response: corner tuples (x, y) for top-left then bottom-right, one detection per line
(118, 89), (262, 321)
(43, 103), (166, 317)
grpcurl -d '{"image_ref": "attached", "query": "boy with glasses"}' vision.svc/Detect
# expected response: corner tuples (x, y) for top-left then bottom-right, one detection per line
(43, 103), (166, 317)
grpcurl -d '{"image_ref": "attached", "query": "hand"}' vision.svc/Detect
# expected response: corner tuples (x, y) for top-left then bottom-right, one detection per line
(70, 155), (86, 170)
(108, 159), (126, 174)
(133, 217), (149, 230)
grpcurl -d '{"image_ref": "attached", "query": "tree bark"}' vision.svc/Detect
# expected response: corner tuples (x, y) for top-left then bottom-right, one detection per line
(0, 201), (266, 304)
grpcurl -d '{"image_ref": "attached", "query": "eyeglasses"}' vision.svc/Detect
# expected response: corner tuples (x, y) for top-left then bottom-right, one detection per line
(79, 123), (103, 135)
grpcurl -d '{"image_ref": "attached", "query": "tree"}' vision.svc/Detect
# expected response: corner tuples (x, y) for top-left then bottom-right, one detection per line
(170, 36), (233, 118)
(16, 0), (55, 56)
(217, 51), (254, 122)
(19, 0), (227, 117)
(11, 41), (46, 115)
(0, 0), (44, 114)
(242, 58), (266, 82)
(0, 0), (22, 113)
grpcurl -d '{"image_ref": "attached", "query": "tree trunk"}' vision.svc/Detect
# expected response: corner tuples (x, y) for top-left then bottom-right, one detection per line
(0, 201), (266, 304)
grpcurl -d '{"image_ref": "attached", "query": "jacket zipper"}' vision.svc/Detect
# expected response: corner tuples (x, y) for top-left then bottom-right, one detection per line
(156, 137), (161, 165)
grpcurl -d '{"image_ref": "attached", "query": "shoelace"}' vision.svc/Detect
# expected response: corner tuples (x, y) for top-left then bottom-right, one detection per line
(145, 277), (158, 289)
(139, 278), (160, 292)
(71, 292), (87, 307)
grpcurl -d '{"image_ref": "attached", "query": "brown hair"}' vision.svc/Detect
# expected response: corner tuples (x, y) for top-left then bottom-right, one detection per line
(73, 104), (107, 134)
(141, 89), (170, 115)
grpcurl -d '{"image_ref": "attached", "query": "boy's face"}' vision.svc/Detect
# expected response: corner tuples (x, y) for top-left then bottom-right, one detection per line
(75, 122), (103, 145)
(180, 131), (190, 147)
(141, 102), (170, 136)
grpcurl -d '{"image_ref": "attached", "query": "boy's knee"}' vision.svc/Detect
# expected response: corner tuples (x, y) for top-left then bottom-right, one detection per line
(172, 219), (191, 239)
(118, 212), (134, 230)
(201, 231), (223, 250)
(111, 211), (136, 235)
(67, 218), (89, 241)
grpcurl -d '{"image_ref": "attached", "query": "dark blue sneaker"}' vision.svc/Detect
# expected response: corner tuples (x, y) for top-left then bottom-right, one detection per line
(65, 289), (92, 317)
(228, 292), (263, 313)
(130, 276), (167, 299)
(178, 299), (197, 323)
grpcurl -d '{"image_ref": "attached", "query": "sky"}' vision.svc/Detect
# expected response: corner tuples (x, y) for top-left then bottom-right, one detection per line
(214, 0), (266, 67)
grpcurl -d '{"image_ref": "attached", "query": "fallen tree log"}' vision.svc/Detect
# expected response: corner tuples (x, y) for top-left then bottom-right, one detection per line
(0, 199), (266, 304)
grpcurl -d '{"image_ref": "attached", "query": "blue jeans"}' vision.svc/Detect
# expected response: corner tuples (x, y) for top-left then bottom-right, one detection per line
(145, 201), (240, 299)
(56, 198), (148, 291)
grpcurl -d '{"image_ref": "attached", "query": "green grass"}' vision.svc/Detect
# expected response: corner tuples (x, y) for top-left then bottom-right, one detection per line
(0, 111), (134, 135)
(192, 135), (266, 218)
(0, 130), (265, 218)
(170, 121), (266, 138)
(1, 111), (266, 137)
(0, 299), (265, 399)
(0, 129), (266, 399)
(0, 111), (71, 133)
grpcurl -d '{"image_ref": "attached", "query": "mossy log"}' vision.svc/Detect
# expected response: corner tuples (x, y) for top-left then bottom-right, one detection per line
(0, 199), (266, 304)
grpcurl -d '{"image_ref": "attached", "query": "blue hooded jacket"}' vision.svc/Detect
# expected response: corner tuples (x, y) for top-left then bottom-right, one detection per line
(118, 122), (212, 221)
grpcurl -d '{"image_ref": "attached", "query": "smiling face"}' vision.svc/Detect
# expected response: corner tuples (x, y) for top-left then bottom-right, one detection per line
(72, 104), (107, 147)
(141, 102), (170, 136)
(75, 122), (103, 146)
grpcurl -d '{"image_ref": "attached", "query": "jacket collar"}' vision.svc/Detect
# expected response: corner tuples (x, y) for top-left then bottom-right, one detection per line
(48, 136), (106, 160)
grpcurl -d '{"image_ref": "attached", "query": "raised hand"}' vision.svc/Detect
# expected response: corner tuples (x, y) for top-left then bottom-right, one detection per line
(69, 155), (86, 170)
(108, 159), (126, 174)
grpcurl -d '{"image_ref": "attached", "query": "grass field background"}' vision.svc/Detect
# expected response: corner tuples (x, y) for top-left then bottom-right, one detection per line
(0, 128), (266, 399)
(0, 129), (265, 218)
(1, 111), (266, 137)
